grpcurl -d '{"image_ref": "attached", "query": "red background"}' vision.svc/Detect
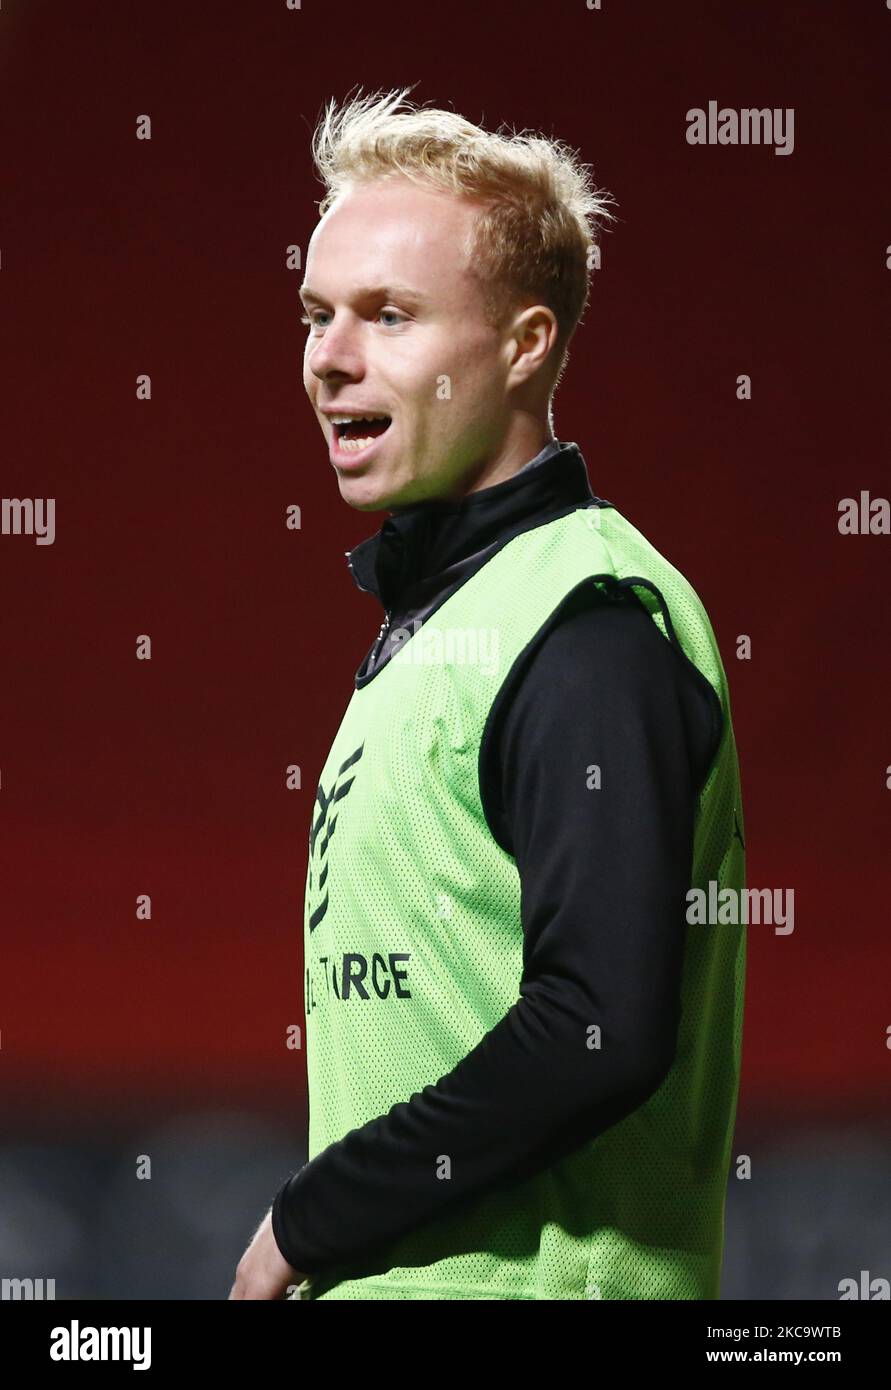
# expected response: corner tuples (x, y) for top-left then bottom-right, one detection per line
(1, 0), (888, 1133)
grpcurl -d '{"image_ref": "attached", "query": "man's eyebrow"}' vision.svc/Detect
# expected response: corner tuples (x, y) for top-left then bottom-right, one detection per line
(299, 283), (427, 306)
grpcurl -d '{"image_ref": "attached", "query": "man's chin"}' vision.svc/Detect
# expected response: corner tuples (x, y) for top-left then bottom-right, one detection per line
(334, 468), (396, 512)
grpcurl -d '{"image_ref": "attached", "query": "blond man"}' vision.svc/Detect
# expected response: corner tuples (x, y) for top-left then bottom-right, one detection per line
(230, 87), (745, 1303)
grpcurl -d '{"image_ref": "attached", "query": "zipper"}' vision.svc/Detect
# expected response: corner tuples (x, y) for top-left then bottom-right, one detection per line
(345, 548), (375, 596)
(346, 548), (393, 674)
(372, 608), (392, 663)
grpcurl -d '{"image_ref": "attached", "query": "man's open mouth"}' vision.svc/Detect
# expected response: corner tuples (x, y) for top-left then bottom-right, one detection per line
(330, 414), (392, 453)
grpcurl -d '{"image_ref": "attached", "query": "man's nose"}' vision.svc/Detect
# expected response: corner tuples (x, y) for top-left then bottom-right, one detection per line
(308, 317), (363, 380)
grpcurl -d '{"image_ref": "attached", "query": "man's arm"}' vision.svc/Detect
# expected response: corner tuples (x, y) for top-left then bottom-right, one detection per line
(270, 589), (721, 1281)
(228, 1206), (307, 1301)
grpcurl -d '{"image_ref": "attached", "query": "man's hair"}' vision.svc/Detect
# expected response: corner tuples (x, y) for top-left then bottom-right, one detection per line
(310, 85), (617, 388)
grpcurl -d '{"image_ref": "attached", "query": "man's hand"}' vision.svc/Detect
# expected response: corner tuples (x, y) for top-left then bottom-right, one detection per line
(228, 1205), (306, 1300)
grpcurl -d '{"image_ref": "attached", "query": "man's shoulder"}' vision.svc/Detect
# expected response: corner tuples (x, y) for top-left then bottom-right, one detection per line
(495, 583), (709, 713)
(478, 584), (724, 848)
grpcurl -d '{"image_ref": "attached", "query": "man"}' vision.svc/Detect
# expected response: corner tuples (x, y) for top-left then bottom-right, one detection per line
(229, 86), (745, 1301)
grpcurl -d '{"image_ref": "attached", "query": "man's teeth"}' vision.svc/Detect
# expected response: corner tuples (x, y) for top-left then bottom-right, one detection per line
(330, 415), (389, 424)
(330, 414), (390, 452)
(340, 435), (378, 452)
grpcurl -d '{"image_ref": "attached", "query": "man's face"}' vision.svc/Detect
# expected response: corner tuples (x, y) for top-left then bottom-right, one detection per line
(301, 178), (516, 511)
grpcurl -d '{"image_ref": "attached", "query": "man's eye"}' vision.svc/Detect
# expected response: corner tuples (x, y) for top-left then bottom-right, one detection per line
(300, 308), (406, 329)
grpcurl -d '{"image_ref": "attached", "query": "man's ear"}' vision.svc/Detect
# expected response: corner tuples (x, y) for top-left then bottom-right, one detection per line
(505, 304), (560, 387)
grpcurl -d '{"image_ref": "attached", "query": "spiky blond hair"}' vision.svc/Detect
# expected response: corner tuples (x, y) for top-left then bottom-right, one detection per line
(310, 85), (617, 384)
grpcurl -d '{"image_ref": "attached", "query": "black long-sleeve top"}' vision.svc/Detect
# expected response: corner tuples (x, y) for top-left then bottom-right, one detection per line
(271, 439), (722, 1283)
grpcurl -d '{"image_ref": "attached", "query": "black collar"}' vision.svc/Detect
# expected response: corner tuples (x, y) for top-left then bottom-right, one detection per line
(345, 440), (602, 613)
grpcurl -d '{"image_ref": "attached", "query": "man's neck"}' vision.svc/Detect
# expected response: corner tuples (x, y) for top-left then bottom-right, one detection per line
(391, 424), (557, 514)
(461, 426), (557, 497)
